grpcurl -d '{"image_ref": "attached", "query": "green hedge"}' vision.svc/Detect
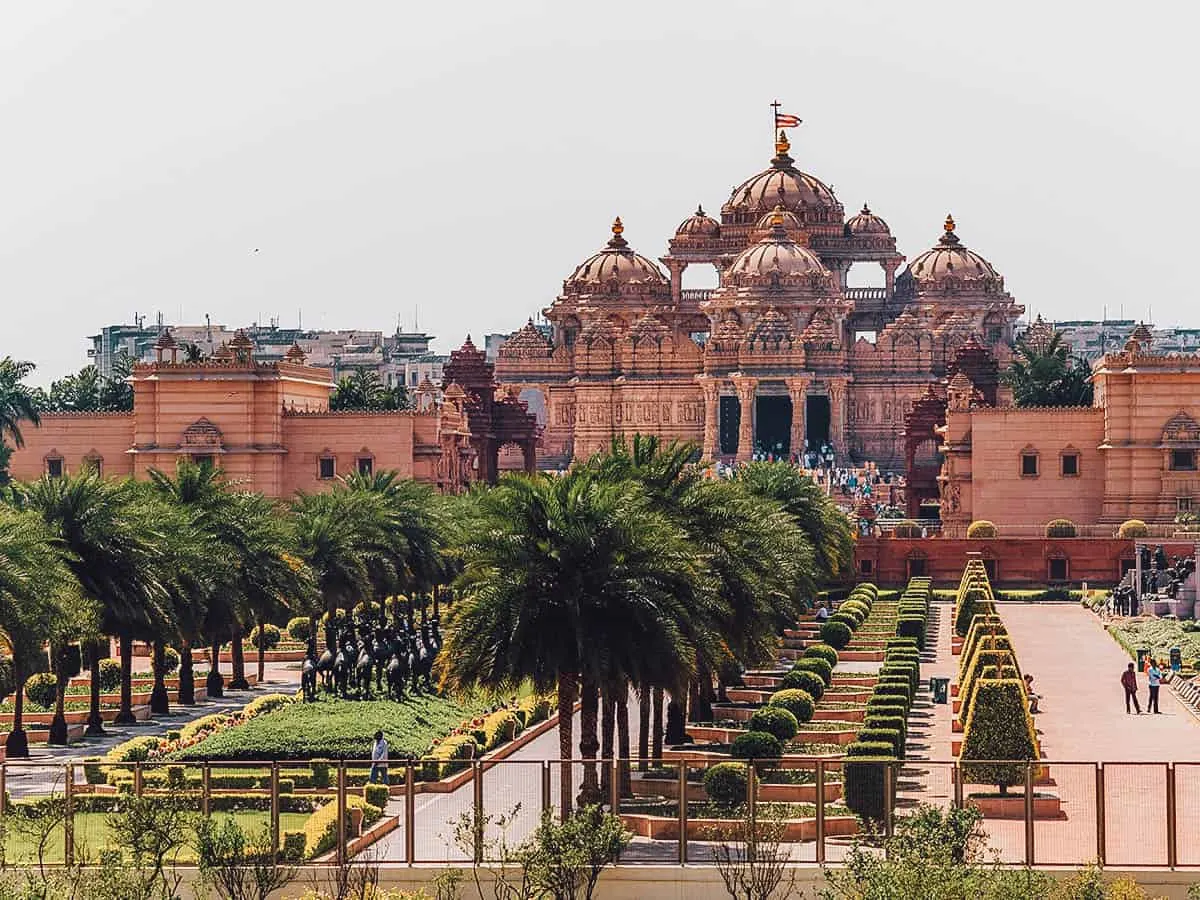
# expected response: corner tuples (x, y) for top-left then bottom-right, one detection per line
(730, 731), (783, 763)
(703, 762), (748, 809)
(858, 727), (903, 759)
(768, 689), (815, 724)
(781, 668), (825, 701)
(820, 621), (852, 650)
(843, 742), (894, 821)
(803, 644), (839, 668)
(792, 657), (833, 687)
(960, 679), (1038, 793)
(748, 706), (799, 741)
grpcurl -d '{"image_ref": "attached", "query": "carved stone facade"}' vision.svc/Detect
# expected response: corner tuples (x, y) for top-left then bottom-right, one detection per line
(496, 129), (1023, 467)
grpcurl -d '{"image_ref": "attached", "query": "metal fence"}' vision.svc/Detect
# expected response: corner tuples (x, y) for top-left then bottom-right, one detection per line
(0, 757), (1194, 869)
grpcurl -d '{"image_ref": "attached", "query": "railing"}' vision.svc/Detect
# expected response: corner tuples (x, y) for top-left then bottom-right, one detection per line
(930, 524), (1193, 540)
(679, 288), (713, 303)
(844, 287), (888, 302)
(4, 756), (1199, 868)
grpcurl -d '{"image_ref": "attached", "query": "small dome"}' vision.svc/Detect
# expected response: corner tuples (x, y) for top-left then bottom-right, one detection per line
(675, 205), (720, 238)
(565, 218), (667, 289)
(847, 203), (890, 236)
(907, 215), (1002, 290)
(725, 131), (839, 215)
(753, 206), (805, 240)
(725, 206), (830, 283)
(499, 319), (553, 359)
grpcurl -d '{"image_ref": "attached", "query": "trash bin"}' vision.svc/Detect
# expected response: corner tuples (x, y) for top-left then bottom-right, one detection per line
(930, 676), (950, 704)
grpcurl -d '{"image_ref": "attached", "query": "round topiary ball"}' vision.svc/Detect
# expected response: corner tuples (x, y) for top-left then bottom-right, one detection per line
(893, 520), (923, 538)
(781, 668), (825, 701)
(794, 657), (833, 687)
(1044, 518), (1078, 538)
(768, 688), (815, 723)
(286, 617), (312, 643)
(747, 705), (800, 741)
(820, 620), (852, 650)
(703, 761), (748, 808)
(162, 647), (180, 675)
(1117, 519), (1149, 539)
(250, 624), (282, 650)
(803, 643), (839, 668)
(967, 520), (997, 539)
(730, 730), (783, 762)
(24, 672), (57, 709)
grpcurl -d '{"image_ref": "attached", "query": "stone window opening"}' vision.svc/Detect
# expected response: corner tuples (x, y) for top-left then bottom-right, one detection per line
(1047, 556), (1069, 583)
(1170, 449), (1197, 471)
(859, 558), (873, 576)
(318, 455), (336, 480)
(1020, 449), (1039, 477)
(357, 456), (374, 476)
(194, 454), (215, 470)
(1178, 496), (1194, 515)
(82, 455), (103, 476)
(45, 456), (64, 478)
(1060, 450), (1080, 477)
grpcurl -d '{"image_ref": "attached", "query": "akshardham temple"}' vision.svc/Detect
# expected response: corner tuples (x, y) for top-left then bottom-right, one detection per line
(495, 128), (1023, 471)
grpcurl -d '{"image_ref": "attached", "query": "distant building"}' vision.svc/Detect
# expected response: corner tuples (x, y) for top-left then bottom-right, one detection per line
(1023, 319), (1200, 359)
(88, 319), (447, 390)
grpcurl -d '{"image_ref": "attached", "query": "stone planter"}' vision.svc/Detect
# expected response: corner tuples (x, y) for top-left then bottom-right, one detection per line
(968, 793), (1064, 820)
(620, 812), (858, 841)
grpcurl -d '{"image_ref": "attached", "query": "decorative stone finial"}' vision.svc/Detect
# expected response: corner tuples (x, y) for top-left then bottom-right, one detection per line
(606, 216), (629, 249)
(695, 204), (705, 216)
(861, 203), (872, 215)
(775, 129), (790, 156)
(944, 214), (956, 233)
(939, 213), (961, 247)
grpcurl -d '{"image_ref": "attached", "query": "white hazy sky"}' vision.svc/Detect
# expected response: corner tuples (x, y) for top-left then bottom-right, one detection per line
(3, 1), (1198, 383)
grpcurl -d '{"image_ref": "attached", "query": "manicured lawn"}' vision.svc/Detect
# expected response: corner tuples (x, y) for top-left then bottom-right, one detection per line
(1108, 617), (1200, 667)
(171, 694), (497, 762)
(3, 811), (309, 865)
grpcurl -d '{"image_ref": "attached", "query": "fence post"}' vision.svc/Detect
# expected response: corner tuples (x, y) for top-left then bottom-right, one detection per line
(270, 762), (280, 857)
(64, 762), (74, 868)
(1096, 763), (1106, 867)
(201, 763), (211, 817)
(1024, 762), (1035, 866)
(405, 763), (415, 867)
(336, 762), (347, 867)
(952, 762), (963, 809)
(0, 763), (7, 816)
(134, 762), (143, 798)
(610, 758), (620, 814)
(815, 760), (826, 865)
(1167, 763), (1178, 869)
(472, 761), (484, 864)
(677, 763), (688, 865)
(747, 763), (758, 864)
(541, 761), (551, 815)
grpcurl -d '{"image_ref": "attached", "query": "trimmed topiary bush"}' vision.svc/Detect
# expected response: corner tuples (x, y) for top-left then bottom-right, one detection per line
(730, 730), (783, 763)
(820, 620), (852, 650)
(767, 688), (815, 724)
(873, 683), (911, 708)
(162, 646), (180, 675)
(882, 662), (920, 694)
(24, 672), (57, 709)
(249, 623), (282, 651)
(859, 727), (903, 759)
(955, 585), (992, 638)
(286, 617), (312, 643)
(781, 668), (825, 701)
(748, 705), (800, 741)
(843, 741), (895, 821)
(893, 521), (922, 538)
(803, 644), (838, 668)
(966, 520), (998, 539)
(1117, 519), (1148, 539)
(829, 611), (861, 630)
(897, 616), (926, 649)
(960, 679), (1038, 794)
(98, 658), (121, 693)
(793, 657), (833, 687)
(703, 762), (749, 808)
(1044, 518), (1078, 538)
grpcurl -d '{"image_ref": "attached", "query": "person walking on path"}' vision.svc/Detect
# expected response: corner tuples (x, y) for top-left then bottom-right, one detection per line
(369, 730), (389, 784)
(1147, 660), (1163, 714)
(1121, 663), (1141, 714)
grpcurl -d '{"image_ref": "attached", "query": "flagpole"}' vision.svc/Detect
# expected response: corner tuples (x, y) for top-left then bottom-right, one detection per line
(770, 99), (781, 146)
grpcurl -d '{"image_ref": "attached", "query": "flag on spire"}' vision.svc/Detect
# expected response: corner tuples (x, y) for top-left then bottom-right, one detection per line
(774, 112), (801, 128)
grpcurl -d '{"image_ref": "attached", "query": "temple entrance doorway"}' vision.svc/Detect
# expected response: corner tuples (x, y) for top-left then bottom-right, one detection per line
(719, 396), (740, 455)
(806, 395), (831, 448)
(755, 396), (792, 457)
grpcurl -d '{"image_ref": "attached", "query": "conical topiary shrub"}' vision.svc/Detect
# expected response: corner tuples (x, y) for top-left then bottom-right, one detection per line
(960, 679), (1038, 795)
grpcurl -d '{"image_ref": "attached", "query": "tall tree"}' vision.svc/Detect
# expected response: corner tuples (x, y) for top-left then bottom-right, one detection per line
(1004, 331), (1094, 407)
(0, 359), (41, 485)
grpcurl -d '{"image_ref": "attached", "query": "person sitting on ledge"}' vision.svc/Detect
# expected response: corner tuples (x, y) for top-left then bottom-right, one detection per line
(815, 602), (830, 622)
(1024, 673), (1041, 713)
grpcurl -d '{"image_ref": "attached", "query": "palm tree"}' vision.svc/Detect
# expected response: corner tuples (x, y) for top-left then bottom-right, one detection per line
(22, 473), (170, 734)
(0, 358), (41, 451)
(440, 469), (704, 813)
(1004, 330), (1094, 407)
(0, 506), (72, 756)
(330, 368), (390, 411)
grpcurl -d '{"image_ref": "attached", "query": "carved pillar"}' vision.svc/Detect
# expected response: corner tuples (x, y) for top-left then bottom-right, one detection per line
(664, 259), (686, 304)
(785, 375), (813, 458)
(730, 373), (757, 463)
(882, 261), (895, 299)
(828, 376), (850, 462)
(695, 374), (721, 460)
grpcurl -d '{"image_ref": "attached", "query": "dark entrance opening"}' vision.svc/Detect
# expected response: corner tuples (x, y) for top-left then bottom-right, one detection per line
(907, 557), (927, 579)
(806, 395), (831, 448)
(719, 396), (740, 455)
(755, 396), (792, 457)
(982, 559), (997, 583)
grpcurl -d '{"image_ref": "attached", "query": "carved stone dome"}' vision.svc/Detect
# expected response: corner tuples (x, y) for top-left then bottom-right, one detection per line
(725, 207), (832, 284)
(846, 203), (890, 236)
(752, 206), (805, 241)
(499, 319), (553, 359)
(724, 132), (840, 216)
(907, 215), (1002, 291)
(675, 205), (720, 238)
(565, 218), (667, 289)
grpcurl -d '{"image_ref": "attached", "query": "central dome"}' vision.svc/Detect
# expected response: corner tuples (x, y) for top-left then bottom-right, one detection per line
(724, 132), (840, 216)
(565, 218), (667, 289)
(725, 206), (831, 283)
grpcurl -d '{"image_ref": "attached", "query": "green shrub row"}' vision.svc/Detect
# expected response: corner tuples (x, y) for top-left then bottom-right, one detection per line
(820, 582), (876, 650)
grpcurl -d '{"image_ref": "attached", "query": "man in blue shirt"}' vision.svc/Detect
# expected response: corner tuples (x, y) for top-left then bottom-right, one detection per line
(1147, 661), (1163, 714)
